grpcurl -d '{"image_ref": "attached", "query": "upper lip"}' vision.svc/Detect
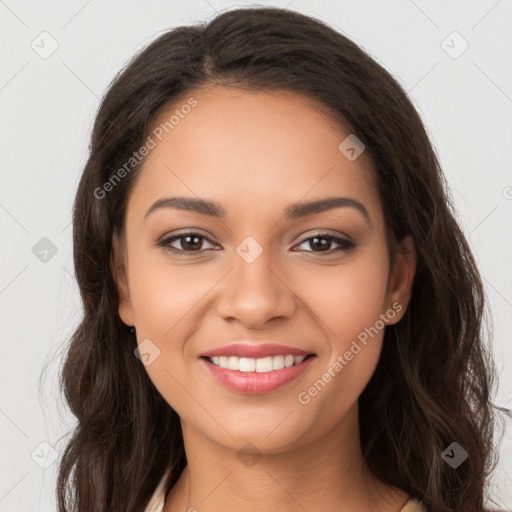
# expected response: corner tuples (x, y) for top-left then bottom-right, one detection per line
(200, 342), (314, 359)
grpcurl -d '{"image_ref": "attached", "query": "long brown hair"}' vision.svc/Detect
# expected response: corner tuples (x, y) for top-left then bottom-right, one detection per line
(56, 7), (506, 511)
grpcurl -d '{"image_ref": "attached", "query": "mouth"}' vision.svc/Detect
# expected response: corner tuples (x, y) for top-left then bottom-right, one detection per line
(200, 353), (315, 373)
(199, 350), (317, 394)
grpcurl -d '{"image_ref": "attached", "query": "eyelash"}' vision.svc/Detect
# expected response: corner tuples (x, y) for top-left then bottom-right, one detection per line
(157, 231), (355, 256)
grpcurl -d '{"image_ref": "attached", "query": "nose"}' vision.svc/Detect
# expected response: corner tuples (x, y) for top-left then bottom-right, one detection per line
(216, 249), (297, 329)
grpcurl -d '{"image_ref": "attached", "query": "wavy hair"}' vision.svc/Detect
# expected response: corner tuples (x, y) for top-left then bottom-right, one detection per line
(56, 6), (505, 511)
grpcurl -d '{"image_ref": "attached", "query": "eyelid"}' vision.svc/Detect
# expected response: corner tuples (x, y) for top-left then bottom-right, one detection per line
(296, 229), (353, 243)
(156, 230), (219, 251)
(292, 232), (355, 253)
(158, 228), (352, 244)
(157, 228), (218, 244)
(157, 229), (355, 256)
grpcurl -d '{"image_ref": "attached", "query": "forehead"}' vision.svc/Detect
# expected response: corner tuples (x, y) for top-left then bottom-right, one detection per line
(128, 86), (380, 223)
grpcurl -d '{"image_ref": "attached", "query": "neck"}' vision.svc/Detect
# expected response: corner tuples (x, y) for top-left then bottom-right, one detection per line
(164, 403), (409, 512)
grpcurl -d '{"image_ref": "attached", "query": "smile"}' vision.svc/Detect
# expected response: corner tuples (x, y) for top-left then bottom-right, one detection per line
(209, 354), (307, 372)
(199, 354), (316, 394)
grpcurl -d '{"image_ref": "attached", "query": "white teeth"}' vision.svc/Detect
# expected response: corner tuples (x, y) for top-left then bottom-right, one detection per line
(239, 357), (256, 372)
(209, 354), (308, 372)
(227, 356), (238, 371)
(256, 356), (273, 372)
(272, 355), (285, 370)
(294, 355), (306, 365)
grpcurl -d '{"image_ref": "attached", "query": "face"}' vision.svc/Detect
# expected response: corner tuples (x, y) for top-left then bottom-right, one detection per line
(113, 85), (415, 453)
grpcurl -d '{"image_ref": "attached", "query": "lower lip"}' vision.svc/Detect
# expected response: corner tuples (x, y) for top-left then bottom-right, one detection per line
(200, 356), (316, 394)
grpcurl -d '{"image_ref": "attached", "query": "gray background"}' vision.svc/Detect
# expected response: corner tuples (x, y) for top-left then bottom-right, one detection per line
(1, 0), (511, 510)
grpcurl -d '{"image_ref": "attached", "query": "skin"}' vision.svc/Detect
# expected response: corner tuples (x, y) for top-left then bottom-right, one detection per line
(112, 85), (416, 512)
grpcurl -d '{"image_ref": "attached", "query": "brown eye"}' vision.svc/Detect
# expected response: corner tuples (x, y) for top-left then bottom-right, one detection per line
(157, 231), (355, 257)
(293, 234), (355, 254)
(158, 232), (218, 254)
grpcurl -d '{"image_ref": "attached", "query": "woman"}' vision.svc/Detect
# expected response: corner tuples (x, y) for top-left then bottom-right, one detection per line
(56, 7), (504, 512)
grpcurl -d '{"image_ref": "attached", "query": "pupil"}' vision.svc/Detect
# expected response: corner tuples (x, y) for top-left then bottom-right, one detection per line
(311, 237), (328, 251)
(184, 235), (201, 250)
(180, 236), (332, 252)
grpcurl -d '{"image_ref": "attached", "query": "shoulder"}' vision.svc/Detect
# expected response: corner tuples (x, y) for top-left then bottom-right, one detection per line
(144, 469), (171, 512)
(401, 498), (427, 512)
(400, 499), (508, 512)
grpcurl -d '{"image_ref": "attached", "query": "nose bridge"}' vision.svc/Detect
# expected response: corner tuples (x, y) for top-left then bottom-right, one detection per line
(216, 235), (296, 325)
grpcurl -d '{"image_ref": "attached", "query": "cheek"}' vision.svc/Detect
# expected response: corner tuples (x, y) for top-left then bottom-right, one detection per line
(128, 249), (212, 340)
(299, 252), (389, 415)
(126, 253), (210, 421)
(311, 254), (390, 348)
(126, 238), (390, 437)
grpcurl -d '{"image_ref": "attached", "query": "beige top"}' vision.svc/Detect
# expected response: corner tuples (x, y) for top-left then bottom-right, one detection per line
(143, 469), (427, 512)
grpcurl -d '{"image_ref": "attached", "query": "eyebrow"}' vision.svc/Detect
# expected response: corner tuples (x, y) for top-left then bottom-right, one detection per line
(144, 195), (371, 224)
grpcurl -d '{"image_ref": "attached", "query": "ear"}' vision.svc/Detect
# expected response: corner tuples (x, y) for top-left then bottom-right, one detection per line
(111, 231), (135, 327)
(384, 235), (416, 325)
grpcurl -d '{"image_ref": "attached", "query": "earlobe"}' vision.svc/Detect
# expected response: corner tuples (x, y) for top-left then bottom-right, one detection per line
(385, 235), (416, 325)
(111, 232), (135, 327)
